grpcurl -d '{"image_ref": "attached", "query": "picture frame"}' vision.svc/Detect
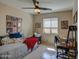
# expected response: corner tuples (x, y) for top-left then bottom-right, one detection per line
(6, 15), (22, 33)
(35, 23), (41, 28)
(61, 20), (68, 29)
(73, 11), (77, 23)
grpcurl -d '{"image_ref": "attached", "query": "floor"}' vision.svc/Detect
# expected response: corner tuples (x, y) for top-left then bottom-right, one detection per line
(23, 43), (57, 59)
(41, 41), (55, 48)
(41, 42), (57, 59)
(42, 47), (56, 59)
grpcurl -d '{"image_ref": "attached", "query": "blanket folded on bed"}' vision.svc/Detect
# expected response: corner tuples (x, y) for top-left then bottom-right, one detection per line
(23, 37), (38, 51)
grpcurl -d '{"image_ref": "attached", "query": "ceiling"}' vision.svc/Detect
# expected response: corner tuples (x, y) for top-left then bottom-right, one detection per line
(0, 0), (73, 14)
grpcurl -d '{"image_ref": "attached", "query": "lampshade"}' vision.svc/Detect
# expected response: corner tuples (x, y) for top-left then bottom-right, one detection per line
(34, 8), (40, 14)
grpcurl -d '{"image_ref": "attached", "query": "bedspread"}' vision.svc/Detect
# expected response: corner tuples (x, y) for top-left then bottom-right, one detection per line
(0, 43), (28, 59)
(23, 37), (38, 50)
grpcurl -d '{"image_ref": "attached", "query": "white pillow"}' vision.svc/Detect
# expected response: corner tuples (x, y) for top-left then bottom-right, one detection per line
(1, 37), (15, 45)
(13, 38), (24, 43)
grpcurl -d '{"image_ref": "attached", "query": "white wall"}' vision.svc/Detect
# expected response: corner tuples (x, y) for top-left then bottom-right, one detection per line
(73, 0), (78, 16)
(0, 3), (33, 37)
(33, 11), (72, 44)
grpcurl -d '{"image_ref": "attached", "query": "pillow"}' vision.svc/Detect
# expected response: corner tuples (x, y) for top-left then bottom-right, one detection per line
(9, 32), (22, 38)
(14, 38), (24, 43)
(1, 37), (15, 45)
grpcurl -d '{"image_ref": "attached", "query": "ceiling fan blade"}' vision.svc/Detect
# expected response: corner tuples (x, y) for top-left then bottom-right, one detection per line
(32, 0), (36, 6)
(39, 7), (52, 10)
(32, 0), (39, 7)
(22, 7), (34, 9)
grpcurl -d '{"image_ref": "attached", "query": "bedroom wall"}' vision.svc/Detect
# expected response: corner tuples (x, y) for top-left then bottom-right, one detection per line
(33, 10), (72, 44)
(0, 3), (33, 37)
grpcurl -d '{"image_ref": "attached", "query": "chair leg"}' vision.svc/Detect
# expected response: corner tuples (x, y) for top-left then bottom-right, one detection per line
(56, 48), (58, 59)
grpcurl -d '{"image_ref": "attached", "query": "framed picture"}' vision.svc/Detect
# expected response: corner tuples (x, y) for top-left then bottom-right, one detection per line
(73, 11), (77, 23)
(61, 20), (68, 29)
(35, 23), (41, 28)
(6, 15), (22, 33)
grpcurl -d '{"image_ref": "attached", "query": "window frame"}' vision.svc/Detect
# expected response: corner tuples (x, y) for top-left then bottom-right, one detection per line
(43, 18), (58, 34)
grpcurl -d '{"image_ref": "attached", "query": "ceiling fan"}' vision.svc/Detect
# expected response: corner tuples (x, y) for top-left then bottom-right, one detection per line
(22, 0), (52, 14)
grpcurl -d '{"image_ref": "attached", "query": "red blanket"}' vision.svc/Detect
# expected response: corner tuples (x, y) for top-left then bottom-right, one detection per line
(23, 37), (38, 50)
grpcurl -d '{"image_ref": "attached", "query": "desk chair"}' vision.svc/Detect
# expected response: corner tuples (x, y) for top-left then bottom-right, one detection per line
(56, 26), (77, 59)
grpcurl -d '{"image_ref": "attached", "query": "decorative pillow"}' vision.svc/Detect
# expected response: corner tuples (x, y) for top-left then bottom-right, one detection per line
(1, 37), (15, 45)
(9, 32), (22, 38)
(14, 38), (24, 43)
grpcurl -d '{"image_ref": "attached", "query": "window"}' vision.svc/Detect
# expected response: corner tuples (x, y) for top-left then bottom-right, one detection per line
(43, 18), (58, 34)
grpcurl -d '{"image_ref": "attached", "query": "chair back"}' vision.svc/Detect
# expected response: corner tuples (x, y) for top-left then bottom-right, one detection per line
(66, 26), (77, 48)
(54, 36), (60, 44)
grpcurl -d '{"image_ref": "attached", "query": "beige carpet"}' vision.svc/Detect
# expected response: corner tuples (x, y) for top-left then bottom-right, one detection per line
(23, 45), (56, 59)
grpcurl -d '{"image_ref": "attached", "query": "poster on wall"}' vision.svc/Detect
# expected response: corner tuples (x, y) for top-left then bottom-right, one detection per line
(61, 20), (68, 29)
(6, 15), (22, 33)
(35, 23), (41, 28)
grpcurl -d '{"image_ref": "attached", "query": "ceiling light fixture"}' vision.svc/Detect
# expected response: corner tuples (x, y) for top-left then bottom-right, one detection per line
(22, 0), (52, 14)
(34, 0), (40, 14)
(34, 8), (40, 14)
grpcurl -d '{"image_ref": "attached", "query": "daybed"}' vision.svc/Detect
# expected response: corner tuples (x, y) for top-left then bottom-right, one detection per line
(0, 36), (38, 59)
